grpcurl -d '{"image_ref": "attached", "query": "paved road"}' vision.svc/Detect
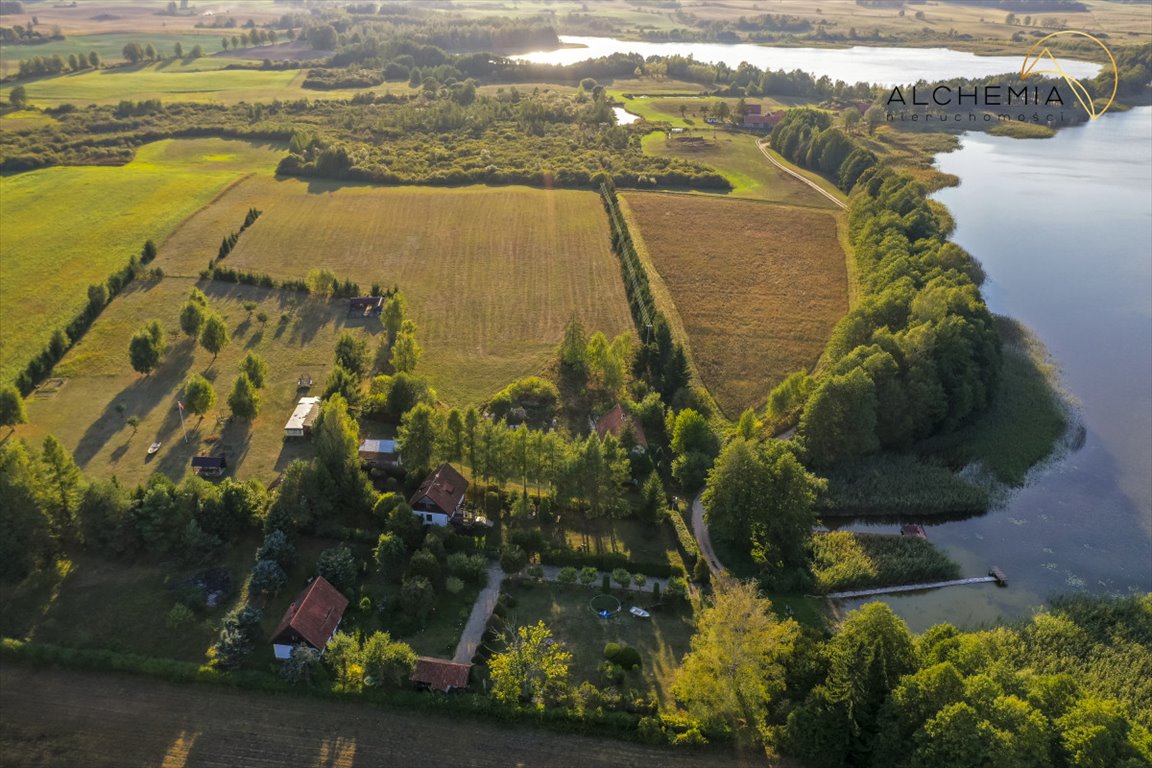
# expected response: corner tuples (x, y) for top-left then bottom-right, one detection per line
(1, 665), (749, 768)
(691, 494), (726, 577)
(453, 563), (505, 663)
(756, 141), (847, 210)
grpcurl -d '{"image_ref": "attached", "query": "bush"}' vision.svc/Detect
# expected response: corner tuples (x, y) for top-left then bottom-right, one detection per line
(165, 603), (196, 629)
(598, 660), (624, 685)
(557, 566), (579, 584)
(611, 568), (631, 589)
(615, 646), (642, 671)
(579, 566), (599, 586)
(316, 546), (358, 593)
(526, 564), (544, 580)
(603, 642), (623, 662)
(407, 548), (441, 585)
(632, 573), (647, 588)
(602, 574), (611, 594)
(257, 530), (294, 568)
(447, 552), (488, 584)
(500, 545), (528, 575)
(445, 576), (465, 595)
(250, 559), (287, 594)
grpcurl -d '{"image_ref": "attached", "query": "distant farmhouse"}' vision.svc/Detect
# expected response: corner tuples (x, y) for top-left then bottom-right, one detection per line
(284, 396), (321, 438)
(410, 463), (468, 527)
(743, 104), (784, 129)
(270, 576), (348, 660)
(359, 438), (401, 469)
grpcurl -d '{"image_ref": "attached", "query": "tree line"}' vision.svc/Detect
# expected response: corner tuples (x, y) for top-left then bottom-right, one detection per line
(767, 109), (1001, 470)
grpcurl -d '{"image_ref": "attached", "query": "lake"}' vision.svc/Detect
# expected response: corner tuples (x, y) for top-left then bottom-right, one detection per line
(514, 36), (1100, 87)
(838, 107), (1152, 630)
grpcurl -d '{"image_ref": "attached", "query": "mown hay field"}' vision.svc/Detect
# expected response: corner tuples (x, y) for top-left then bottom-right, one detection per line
(222, 181), (634, 405)
(623, 192), (848, 416)
(0, 138), (284, 385)
(15, 277), (347, 487)
(0, 666), (736, 768)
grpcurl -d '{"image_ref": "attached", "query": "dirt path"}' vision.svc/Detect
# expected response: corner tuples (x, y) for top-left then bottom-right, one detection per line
(692, 494), (727, 577)
(453, 563), (505, 663)
(0, 665), (753, 768)
(755, 142), (846, 210)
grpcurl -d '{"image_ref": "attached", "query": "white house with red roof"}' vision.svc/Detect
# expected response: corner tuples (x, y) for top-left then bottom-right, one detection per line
(410, 463), (469, 527)
(270, 576), (348, 660)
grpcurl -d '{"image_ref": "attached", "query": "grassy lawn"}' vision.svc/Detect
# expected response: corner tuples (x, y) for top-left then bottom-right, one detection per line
(14, 277), (361, 486)
(16, 64), (303, 106)
(501, 580), (694, 706)
(642, 130), (837, 207)
(0, 32), (230, 77)
(555, 517), (681, 567)
(623, 192), (848, 417)
(220, 181), (634, 406)
(0, 138), (282, 386)
(0, 541), (256, 663)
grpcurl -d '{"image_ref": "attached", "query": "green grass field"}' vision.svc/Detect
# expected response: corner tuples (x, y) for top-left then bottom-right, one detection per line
(15, 64), (303, 106)
(0, 138), (284, 386)
(643, 130), (837, 206)
(220, 181), (634, 405)
(0, 32), (230, 77)
(15, 277), (349, 487)
(501, 580), (694, 706)
(623, 192), (848, 417)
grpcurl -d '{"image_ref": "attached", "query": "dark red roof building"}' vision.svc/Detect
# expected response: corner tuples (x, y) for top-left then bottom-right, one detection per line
(595, 403), (648, 451)
(410, 463), (469, 525)
(411, 657), (472, 692)
(270, 576), (349, 659)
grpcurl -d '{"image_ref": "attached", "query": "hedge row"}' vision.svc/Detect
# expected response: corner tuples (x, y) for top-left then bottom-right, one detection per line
(665, 508), (700, 574)
(14, 241), (153, 394)
(539, 547), (683, 579)
(0, 638), (723, 745)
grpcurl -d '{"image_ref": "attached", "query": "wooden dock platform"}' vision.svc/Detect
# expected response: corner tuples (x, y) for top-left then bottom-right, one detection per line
(826, 576), (999, 600)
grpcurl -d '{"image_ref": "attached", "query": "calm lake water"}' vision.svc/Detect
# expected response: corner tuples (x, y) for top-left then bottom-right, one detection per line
(837, 107), (1152, 630)
(514, 36), (1100, 87)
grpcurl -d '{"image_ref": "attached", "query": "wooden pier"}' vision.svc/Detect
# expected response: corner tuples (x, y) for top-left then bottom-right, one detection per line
(826, 576), (999, 600)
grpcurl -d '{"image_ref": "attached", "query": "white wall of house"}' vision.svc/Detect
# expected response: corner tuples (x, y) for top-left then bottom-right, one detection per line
(414, 508), (450, 527)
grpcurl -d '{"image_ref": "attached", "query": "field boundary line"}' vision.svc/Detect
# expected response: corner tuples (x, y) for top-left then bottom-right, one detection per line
(159, 172), (258, 277)
(756, 142), (846, 210)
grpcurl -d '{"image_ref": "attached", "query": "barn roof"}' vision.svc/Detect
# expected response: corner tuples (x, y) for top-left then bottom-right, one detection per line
(595, 404), (647, 448)
(411, 657), (471, 692)
(271, 576), (348, 651)
(409, 463), (468, 516)
(191, 456), (227, 468)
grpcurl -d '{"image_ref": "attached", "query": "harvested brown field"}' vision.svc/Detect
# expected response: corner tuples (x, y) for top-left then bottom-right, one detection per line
(0, 666), (752, 768)
(623, 192), (848, 417)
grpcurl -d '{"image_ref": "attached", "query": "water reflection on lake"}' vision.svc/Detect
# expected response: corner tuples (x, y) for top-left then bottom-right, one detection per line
(514, 36), (1100, 87)
(838, 107), (1152, 631)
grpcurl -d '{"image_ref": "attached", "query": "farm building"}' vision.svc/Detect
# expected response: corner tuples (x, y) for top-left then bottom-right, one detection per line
(595, 403), (647, 454)
(743, 104), (784, 129)
(270, 576), (349, 660)
(410, 463), (468, 526)
(411, 657), (472, 693)
(359, 438), (401, 469)
(283, 396), (322, 437)
(348, 295), (385, 317)
(191, 455), (227, 477)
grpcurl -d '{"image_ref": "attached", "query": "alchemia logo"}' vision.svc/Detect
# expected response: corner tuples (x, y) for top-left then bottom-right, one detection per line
(1021, 31), (1117, 120)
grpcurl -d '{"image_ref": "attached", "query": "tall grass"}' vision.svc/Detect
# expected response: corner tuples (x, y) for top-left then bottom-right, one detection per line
(809, 531), (961, 593)
(816, 453), (990, 516)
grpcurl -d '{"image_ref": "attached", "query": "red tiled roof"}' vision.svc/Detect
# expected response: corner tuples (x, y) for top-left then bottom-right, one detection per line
(411, 657), (471, 692)
(409, 463), (468, 516)
(271, 576), (349, 651)
(595, 404), (647, 448)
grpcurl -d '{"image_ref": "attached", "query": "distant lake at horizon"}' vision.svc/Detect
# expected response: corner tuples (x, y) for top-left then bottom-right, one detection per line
(838, 106), (1152, 631)
(513, 36), (1101, 87)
